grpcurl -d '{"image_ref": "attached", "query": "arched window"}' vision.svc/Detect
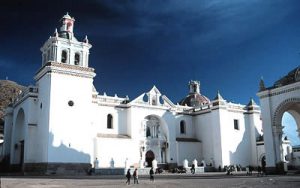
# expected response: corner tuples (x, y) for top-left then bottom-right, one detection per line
(74, 53), (80, 65)
(61, 50), (67, 63)
(180, 120), (186, 134)
(107, 114), (113, 129)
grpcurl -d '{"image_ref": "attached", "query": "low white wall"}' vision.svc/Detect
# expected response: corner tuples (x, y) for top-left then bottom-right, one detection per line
(176, 141), (202, 166)
(94, 137), (139, 168)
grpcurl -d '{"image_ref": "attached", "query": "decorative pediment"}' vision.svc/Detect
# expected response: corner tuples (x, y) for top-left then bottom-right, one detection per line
(130, 93), (147, 104)
(148, 86), (161, 96)
(130, 86), (175, 108)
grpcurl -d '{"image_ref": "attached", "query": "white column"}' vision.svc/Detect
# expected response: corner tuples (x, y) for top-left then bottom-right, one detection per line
(152, 126), (155, 138)
(272, 126), (284, 163)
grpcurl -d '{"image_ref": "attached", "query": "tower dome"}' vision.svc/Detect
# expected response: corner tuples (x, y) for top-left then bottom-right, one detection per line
(179, 81), (210, 107)
(40, 13), (92, 67)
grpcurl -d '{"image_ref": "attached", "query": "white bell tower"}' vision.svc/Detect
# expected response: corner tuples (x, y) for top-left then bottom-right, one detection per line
(33, 13), (96, 173)
(40, 12), (91, 67)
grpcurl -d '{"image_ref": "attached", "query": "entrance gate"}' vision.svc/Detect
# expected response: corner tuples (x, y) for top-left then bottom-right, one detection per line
(257, 66), (300, 172)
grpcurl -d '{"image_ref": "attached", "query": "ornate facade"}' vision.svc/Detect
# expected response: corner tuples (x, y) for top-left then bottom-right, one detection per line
(3, 14), (264, 174)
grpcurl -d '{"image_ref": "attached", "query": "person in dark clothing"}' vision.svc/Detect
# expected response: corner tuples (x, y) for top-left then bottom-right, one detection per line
(125, 169), (131, 185)
(257, 166), (262, 176)
(133, 168), (139, 184)
(191, 164), (195, 174)
(261, 156), (266, 176)
(150, 167), (154, 182)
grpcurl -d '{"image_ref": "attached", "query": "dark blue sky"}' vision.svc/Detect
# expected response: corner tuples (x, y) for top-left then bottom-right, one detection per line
(1, 0), (300, 105)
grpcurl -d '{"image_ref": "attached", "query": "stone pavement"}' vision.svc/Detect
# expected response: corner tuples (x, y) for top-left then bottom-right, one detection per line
(1, 172), (300, 188)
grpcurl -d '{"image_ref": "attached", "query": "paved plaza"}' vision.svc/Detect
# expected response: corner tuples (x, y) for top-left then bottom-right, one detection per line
(1, 173), (300, 188)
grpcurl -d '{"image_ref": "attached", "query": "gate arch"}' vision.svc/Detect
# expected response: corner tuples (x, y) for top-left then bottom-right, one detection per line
(257, 66), (300, 172)
(272, 98), (300, 129)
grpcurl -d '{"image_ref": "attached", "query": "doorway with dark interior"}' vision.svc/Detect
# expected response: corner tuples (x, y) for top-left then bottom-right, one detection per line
(145, 150), (155, 167)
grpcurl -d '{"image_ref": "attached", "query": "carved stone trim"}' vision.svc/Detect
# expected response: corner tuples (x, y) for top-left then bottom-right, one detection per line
(34, 61), (95, 81)
(259, 85), (300, 99)
(272, 97), (300, 127)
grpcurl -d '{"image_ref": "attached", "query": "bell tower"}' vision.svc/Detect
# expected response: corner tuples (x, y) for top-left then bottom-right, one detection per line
(189, 80), (200, 94)
(59, 12), (75, 39)
(34, 13), (96, 174)
(40, 13), (91, 67)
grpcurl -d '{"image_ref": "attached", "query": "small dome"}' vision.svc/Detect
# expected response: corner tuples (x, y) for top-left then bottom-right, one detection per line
(62, 12), (72, 19)
(179, 93), (210, 107)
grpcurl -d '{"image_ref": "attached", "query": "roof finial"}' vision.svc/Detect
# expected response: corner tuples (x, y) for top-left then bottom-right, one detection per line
(84, 35), (89, 43)
(259, 76), (266, 91)
(214, 90), (224, 101)
(247, 97), (257, 106)
(53, 28), (58, 37)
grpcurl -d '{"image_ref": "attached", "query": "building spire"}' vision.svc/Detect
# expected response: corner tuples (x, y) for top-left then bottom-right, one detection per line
(259, 77), (266, 91)
(53, 28), (58, 37)
(247, 97), (257, 106)
(84, 35), (89, 43)
(213, 90), (224, 101)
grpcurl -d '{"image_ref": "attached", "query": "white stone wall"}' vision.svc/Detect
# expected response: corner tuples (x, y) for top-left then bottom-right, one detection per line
(195, 111), (214, 166)
(249, 112), (263, 166)
(46, 72), (94, 164)
(175, 115), (194, 138)
(3, 107), (13, 156)
(256, 143), (265, 166)
(176, 141), (202, 166)
(94, 137), (139, 168)
(219, 108), (251, 167)
(194, 105), (262, 168)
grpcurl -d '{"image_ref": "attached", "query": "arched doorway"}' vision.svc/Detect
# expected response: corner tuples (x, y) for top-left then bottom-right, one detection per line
(145, 150), (155, 167)
(257, 66), (300, 172)
(12, 108), (25, 168)
(140, 115), (169, 167)
(259, 154), (266, 166)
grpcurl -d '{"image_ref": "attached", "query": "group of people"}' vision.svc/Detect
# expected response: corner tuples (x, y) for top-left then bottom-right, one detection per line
(227, 159), (267, 176)
(126, 167), (155, 185)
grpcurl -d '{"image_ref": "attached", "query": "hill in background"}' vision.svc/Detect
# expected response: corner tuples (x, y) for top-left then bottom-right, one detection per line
(0, 80), (25, 140)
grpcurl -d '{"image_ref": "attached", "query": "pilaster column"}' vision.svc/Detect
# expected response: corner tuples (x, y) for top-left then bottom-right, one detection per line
(272, 125), (284, 163)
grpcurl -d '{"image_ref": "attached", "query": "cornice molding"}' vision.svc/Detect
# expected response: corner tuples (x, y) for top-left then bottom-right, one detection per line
(257, 82), (300, 99)
(34, 62), (95, 81)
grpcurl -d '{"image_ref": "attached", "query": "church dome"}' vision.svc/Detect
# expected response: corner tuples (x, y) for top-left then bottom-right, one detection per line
(179, 93), (210, 107)
(179, 80), (210, 107)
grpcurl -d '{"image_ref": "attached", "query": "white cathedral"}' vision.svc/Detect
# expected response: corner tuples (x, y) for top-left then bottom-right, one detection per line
(3, 14), (267, 174)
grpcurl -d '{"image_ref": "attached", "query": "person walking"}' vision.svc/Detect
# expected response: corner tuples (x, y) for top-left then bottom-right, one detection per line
(261, 157), (266, 176)
(191, 164), (195, 174)
(150, 167), (154, 182)
(125, 169), (131, 185)
(133, 168), (139, 184)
